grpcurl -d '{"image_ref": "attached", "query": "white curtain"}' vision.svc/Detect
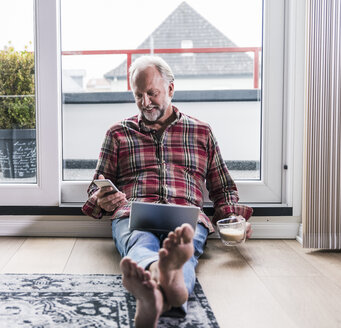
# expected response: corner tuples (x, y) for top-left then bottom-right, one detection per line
(302, 0), (341, 248)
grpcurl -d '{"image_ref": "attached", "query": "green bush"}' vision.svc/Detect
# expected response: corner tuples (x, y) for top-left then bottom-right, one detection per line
(0, 44), (35, 129)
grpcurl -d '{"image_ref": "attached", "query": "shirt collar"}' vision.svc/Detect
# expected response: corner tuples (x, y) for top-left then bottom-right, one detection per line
(138, 105), (181, 132)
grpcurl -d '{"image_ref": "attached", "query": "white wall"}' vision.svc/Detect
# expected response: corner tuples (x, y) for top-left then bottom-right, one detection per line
(63, 101), (261, 161)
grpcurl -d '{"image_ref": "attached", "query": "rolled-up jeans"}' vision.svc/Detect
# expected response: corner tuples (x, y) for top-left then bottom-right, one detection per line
(111, 217), (208, 316)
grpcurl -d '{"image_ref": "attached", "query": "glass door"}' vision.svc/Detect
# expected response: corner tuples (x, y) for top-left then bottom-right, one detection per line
(0, 0), (36, 183)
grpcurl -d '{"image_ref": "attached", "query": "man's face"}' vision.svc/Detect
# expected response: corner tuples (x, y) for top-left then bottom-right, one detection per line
(132, 66), (174, 124)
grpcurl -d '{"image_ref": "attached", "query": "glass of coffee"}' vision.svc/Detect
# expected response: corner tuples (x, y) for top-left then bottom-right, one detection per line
(216, 216), (246, 246)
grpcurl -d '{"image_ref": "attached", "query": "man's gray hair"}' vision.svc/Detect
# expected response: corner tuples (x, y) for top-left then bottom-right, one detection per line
(129, 56), (175, 88)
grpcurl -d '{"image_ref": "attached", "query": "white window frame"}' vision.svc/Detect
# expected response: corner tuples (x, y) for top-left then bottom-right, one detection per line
(61, 0), (286, 205)
(0, 0), (61, 206)
(0, 0), (288, 207)
(237, 0), (285, 203)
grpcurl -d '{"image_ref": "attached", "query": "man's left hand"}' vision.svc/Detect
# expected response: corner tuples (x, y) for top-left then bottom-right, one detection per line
(245, 221), (252, 239)
(230, 214), (252, 239)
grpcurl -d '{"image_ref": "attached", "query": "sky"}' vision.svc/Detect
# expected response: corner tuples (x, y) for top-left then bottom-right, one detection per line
(0, 0), (262, 82)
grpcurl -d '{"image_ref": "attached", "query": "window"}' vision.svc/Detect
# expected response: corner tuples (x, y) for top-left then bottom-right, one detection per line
(61, 0), (284, 204)
(0, 1), (36, 183)
(61, 0), (261, 92)
(0, 0), (285, 206)
(0, 0), (61, 205)
(181, 40), (193, 49)
(181, 40), (194, 57)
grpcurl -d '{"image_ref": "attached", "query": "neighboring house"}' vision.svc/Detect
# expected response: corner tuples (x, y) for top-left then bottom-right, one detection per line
(104, 1), (255, 91)
(62, 70), (86, 92)
(86, 78), (112, 92)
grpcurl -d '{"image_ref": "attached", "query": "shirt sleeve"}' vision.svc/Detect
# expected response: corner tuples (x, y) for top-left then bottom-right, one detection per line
(81, 129), (118, 219)
(81, 185), (103, 219)
(205, 128), (253, 224)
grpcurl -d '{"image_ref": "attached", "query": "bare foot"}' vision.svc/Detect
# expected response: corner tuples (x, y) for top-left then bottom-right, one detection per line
(120, 257), (164, 328)
(158, 223), (194, 307)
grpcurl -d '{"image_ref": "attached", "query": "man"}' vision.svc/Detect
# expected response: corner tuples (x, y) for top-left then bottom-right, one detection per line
(82, 56), (253, 327)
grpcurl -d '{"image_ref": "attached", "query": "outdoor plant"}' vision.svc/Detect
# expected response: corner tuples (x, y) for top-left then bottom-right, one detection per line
(0, 43), (35, 129)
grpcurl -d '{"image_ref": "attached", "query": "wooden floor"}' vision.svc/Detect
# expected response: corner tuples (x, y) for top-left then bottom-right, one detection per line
(1, 237), (341, 328)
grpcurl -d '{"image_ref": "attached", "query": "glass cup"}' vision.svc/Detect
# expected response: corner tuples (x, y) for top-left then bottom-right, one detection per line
(216, 216), (246, 246)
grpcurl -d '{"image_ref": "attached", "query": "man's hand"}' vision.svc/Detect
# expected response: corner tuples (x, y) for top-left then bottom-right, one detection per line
(95, 175), (127, 212)
(229, 214), (252, 239)
(245, 221), (252, 239)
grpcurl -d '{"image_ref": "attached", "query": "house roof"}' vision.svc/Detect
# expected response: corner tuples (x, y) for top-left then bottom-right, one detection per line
(105, 1), (253, 80)
(62, 73), (84, 92)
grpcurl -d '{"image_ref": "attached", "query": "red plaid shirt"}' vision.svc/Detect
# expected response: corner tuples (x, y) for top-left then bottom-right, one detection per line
(82, 106), (253, 232)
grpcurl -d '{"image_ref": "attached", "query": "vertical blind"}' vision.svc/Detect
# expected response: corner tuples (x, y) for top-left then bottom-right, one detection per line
(303, 0), (341, 248)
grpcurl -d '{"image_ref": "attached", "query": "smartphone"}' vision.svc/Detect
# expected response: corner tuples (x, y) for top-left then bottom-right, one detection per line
(93, 179), (119, 194)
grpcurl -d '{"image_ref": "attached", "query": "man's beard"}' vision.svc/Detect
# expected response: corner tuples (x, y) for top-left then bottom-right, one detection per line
(141, 105), (165, 123)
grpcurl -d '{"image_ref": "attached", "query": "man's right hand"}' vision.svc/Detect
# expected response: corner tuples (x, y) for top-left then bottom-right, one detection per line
(95, 175), (127, 212)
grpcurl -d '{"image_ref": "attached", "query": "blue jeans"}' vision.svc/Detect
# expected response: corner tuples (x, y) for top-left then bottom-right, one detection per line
(111, 218), (208, 316)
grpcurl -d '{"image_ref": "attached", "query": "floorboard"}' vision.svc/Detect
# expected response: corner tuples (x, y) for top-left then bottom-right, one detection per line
(1, 237), (341, 328)
(197, 240), (297, 328)
(0, 237), (26, 272)
(285, 239), (341, 288)
(63, 237), (121, 274)
(1, 237), (76, 274)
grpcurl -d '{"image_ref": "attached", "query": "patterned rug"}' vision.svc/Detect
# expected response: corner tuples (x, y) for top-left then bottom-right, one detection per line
(0, 274), (219, 328)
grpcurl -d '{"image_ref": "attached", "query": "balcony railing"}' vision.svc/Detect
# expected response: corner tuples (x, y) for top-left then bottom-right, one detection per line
(62, 47), (262, 90)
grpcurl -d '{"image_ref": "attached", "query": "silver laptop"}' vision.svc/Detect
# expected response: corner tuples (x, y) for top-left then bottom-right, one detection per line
(129, 201), (199, 233)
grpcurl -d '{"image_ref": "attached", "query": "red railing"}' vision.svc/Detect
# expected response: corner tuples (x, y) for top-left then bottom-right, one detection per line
(62, 47), (261, 90)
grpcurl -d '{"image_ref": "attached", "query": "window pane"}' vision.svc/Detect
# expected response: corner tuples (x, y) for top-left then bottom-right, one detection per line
(0, 0), (36, 183)
(61, 0), (262, 181)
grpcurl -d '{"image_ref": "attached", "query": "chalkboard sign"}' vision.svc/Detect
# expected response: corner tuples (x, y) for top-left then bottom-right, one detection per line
(0, 129), (36, 179)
